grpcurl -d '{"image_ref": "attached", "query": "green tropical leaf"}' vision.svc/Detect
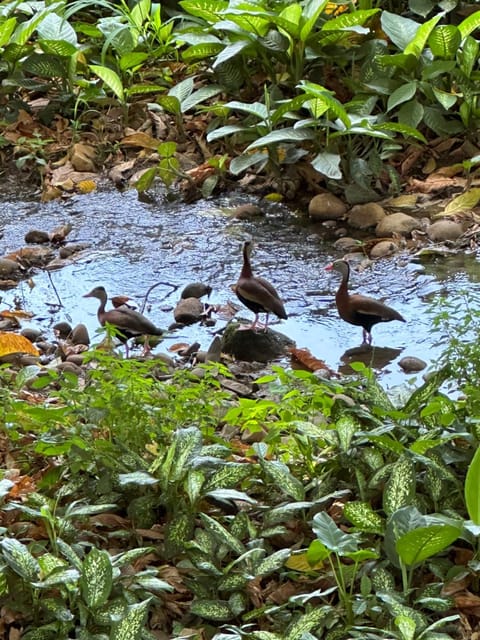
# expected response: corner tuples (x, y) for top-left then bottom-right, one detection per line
(381, 12), (420, 51)
(0, 17), (16, 48)
(404, 13), (442, 58)
(212, 39), (250, 68)
(89, 64), (124, 102)
(256, 549), (290, 576)
(80, 548), (113, 609)
(156, 95), (181, 116)
(37, 12), (77, 44)
(465, 446), (480, 523)
(311, 151), (342, 179)
(260, 458), (305, 500)
(396, 525), (461, 566)
(1, 538), (39, 580)
(225, 100), (269, 120)
(383, 458), (416, 516)
(164, 511), (195, 558)
(23, 53), (66, 77)
(376, 121), (427, 143)
(190, 598), (232, 621)
(182, 42), (224, 62)
(312, 512), (358, 554)
(343, 501), (385, 534)
(112, 599), (151, 640)
(199, 513), (245, 554)
(229, 151), (268, 174)
(245, 128), (314, 151)
(458, 11), (480, 39)
(111, 547), (156, 568)
(181, 85), (223, 112)
(286, 606), (329, 640)
(180, 0), (227, 22)
(387, 82), (417, 112)
(203, 462), (254, 491)
(428, 25), (461, 59)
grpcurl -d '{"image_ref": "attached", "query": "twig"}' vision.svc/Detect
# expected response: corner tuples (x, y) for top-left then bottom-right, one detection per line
(140, 281), (179, 313)
(46, 270), (64, 309)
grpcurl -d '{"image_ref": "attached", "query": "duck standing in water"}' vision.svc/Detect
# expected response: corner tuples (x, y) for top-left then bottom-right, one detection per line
(326, 260), (405, 345)
(233, 240), (287, 331)
(84, 286), (163, 356)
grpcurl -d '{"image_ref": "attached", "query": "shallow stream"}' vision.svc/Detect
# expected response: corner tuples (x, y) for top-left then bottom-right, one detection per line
(1, 187), (478, 389)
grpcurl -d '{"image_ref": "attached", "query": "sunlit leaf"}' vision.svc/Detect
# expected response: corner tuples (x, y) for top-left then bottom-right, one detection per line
(0, 332), (39, 357)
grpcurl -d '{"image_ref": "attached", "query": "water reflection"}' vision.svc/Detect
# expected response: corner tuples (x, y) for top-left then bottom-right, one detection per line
(0, 187), (478, 388)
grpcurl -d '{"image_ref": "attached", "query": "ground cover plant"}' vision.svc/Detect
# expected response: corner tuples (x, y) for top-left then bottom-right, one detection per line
(0, 0), (479, 201)
(1, 303), (480, 637)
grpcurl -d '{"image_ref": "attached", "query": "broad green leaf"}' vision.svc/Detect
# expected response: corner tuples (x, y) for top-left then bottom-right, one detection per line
(163, 511), (195, 558)
(1, 538), (39, 580)
(0, 17), (16, 48)
(398, 100), (424, 129)
(38, 39), (78, 56)
(432, 87), (457, 110)
(298, 80), (351, 126)
(119, 52), (149, 71)
(383, 458), (416, 516)
(213, 39), (250, 68)
(205, 488), (257, 504)
(89, 65), (124, 102)
(37, 12), (77, 44)
(112, 599), (151, 640)
(182, 42), (224, 61)
(396, 525), (460, 566)
(134, 166), (156, 192)
(207, 124), (248, 142)
(459, 36), (479, 79)
(300, 0), (330, 41)
(465, 446), (480, 523)
(225, 100), (269, 120)
(130, 0), (150, 29)
(381, 12), (420, 51)
(81, 548), (112, 609)
(376, 121), (427, 143)
(444, 189), (480, 215)
(229, 152), (269, 175)
(321, 9), (379, 34)
(306, 539), (330, 565)
(23, 53), (67, 78)
(404, 13), (442, 58)
(312, 512), (358, 554)
(180, 0), (227, 21)
(311, 151), (342, 179)
(203, 462), (253, 491)
(169, 76), (194, 103)
(111, 547), (155, 568)
(181, 85), (223, 112)
(245, 128), (314, 150)
(335, 415), (359, 452)
(277, 3), (303, 39)
(251, 632), (283, 640)
(387, 82), (417, 112)
(458, 11), (480, 39)
(428, 25), (461, 59)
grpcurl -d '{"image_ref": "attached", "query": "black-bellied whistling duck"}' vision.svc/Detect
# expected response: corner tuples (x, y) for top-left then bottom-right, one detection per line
(233, 240), (287, 331)
(181, 282), (212, 299)
(83, 286), (163, 357)
(326, 260), (405, 345)
(111, 294), (138, 310)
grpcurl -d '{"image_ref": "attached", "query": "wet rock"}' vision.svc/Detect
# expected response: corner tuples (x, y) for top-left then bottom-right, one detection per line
(66, 354), (87, 366)
(229, 204), (263, 220)
(0, 258), (21, 277)
(376, 213), (421, 238)
(25, 230), (50, 244)
(53, 322), (72, 339)
(174, 297), (204, 324)
(181, 282), (212, 299)
(220, 378), (252, 397)
(308, 193), (347, 221)
(427, 220), (464, 242)
(370, 240), (398, 259)
(56, 361), (84, 376)
(71, 323), (90, 346)
(221, 322), (295, 362)
(333, 237), (359, 252)
(348, 203), (386, 229)
(21, 328), (43, 342)
(399, 356), (427, 373)
(59, 243), (90, 259)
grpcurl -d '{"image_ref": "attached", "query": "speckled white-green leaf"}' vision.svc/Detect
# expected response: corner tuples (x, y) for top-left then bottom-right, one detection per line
(80, 548), (113, 609)
(286, 607), (328, 640)
(383, 458), (416, 516)
(199, 513), (245, 555)
(255, 549), (290, 577)
(251, 632), (283, 640)
(259, 459), (305, 501)
(1, 538), (39, 580)
(111, 599), (151, 640)
(190, 598), (232, 621)
(111, 547), (155, 568)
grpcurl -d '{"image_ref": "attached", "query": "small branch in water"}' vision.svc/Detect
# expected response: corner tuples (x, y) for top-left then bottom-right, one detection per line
(46, 270), (64, 309)
(140, 281), (179, 313)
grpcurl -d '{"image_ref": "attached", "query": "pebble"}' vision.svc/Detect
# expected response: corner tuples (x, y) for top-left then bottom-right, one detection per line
(399, 356), (427, 373)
